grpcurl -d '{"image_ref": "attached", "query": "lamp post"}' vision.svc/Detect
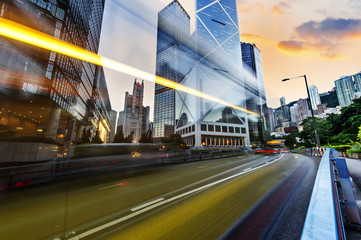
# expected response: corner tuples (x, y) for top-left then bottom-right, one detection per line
(282, 75), (321, 148)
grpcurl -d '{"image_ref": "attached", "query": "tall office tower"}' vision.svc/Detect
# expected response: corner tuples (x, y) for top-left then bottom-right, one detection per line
(335, 76), (356, 107)
(122, 80), (150, 142)
(107, 110), (118, 143)
(174, 0), (249, 148)
(309, 85), (321, 110)
(290, 104), (300, 123)
(241, 42), (268, 145)
(153, 0), (191, 141)
(266, 107), (276, 132)
(0, 0), (109, 144)
(117, 111), (125, 132)
(275, 108), (284, 127)
(353, 72), (361, 92)
(297, 98), (310, 121)
(280, 97), (290, 121)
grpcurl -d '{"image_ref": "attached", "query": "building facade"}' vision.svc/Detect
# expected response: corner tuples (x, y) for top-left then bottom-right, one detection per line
(309, 85), (321, 110)
(335, 76), (356, 107)
(107, 110), (117, 143)
(280, 97), (290, 121)
(290, 103), (300, 123)
(173, 0), (249, 148)
(122, 80), (150, 142)
(297, 98), (310, 121)
(0, 0), (110, 144)
(241, 42), (268, 145)
(153, 0), (191, 141)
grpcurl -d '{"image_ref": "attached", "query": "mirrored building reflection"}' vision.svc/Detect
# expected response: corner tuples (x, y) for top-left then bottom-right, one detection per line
(0, 0), (111, 151)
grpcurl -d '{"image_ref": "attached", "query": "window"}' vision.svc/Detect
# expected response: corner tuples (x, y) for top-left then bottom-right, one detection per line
(222, 126), (228, 132)
(241, 128), (246, 134)
(201, 124), (207, 131)
(235, 127), (240, 133)
(216, 126), (221, 132)
(229, 127), (234, 133)
(208, 125), (214, 131)
(192, 125), (195, 132)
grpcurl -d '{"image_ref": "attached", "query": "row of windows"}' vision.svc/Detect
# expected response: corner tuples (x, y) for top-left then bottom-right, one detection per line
(200, 124), (246, 134)
(175, 125), (195, 135)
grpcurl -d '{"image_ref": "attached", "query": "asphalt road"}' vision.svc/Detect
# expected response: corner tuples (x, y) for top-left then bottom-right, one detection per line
(0, 153), (317, 240)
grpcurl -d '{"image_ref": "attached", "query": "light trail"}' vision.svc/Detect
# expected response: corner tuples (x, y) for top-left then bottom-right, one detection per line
(0, 18), (258, 116)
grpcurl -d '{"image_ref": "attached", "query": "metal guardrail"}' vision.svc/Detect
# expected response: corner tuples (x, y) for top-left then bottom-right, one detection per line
(301, 148), (361, 240)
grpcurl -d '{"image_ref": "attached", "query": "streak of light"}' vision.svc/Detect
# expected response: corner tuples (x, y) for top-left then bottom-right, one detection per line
(0, 18), (258, 116)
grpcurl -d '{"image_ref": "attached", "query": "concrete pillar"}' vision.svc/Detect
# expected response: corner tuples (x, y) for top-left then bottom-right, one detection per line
(46, 106), (61, 140)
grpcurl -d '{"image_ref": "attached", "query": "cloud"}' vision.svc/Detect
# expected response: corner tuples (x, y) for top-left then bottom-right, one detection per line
(240, 34), (272, 45)
(271, 5), (286, 15)
(277, 18), (361, 60)
(295, 18), (361, 40)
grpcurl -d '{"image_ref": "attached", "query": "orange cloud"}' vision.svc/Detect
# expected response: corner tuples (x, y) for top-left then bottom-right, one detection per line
(276, 40), (345, 60)
(271, 5), (285, 15)
(240, 33), (272, 45)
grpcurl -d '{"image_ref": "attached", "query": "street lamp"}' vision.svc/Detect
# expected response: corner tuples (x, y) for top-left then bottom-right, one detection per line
(282, 75), (321, 148)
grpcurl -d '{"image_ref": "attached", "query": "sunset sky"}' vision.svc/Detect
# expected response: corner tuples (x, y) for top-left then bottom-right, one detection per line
(99, 0), (361, 118)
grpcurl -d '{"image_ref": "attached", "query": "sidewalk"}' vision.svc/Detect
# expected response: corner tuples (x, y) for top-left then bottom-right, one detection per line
(345, 158), (361, 240)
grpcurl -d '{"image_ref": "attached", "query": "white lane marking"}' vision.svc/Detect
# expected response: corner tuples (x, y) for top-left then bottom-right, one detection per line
(97, 183), (122, 191)
(244, 168), (251, 171)
(295, 156), (298, 159)
(198, 166), (206, 169)
(264, 156), (269, 158)
(68, 154), (285, 240)
(131, 198), (165, 212)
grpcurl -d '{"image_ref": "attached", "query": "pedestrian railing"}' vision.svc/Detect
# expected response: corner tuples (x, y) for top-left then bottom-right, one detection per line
(301, 148), (361, 240)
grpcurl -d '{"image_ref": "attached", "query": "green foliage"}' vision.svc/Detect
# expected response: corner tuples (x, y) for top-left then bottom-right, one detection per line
(113, 128), (134, 143)
(296, 146), (306, 150)
(299, 117), (332, 147)
(347, 149), (361, 154)
(161, 134), (188, 150)
(78, 129), (92, 144)
(91, 130), (103, 144)
(284, 130), (299, 149)
(327, 144), (351, 152)
(139, 130), (153, 143)
(320, 90), (339, 108)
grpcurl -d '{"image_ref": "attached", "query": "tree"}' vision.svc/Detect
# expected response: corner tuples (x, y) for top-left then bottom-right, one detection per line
(299, 117), (332, 147)
(284, 130), (299, 149)
(161, 134), (187, 150)
(124, 131), (134, 143)
(91, 130), (103, 144)
(113, 127), (126, 143)
(139, 129), (153, 143)
(79, 129), (91, 144)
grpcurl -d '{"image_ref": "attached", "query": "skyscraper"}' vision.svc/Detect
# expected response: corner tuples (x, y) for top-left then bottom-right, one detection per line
(122, 80), (150, 142)
(241, 42), (268, 144)
(290, 104), (300, 123)
(298, 98), (310, 121)
(0, 0), (110, 144)
(309, 85), (321, 110)
(174, 0), (249, 147)
(153, 0), (191, 141)
(335, 76), (356, 107)
(353, 72), (361, 93)
(107, 110), (118, 143)
(280, 97), (290, 121)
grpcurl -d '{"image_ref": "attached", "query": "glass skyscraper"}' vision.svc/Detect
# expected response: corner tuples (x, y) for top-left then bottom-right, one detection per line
(174, 0), (249, 147)
(153, 0), (191, 140)
(0, 0), (110, 143)
(241, 42), (268, 145)
(353, 72), (361, 93)
(335, 76), (356, 107)
(309, 85), (321, 110)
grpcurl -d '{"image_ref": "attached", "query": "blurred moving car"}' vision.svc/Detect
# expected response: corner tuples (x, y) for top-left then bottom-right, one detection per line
(254, 148), (280, 154)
